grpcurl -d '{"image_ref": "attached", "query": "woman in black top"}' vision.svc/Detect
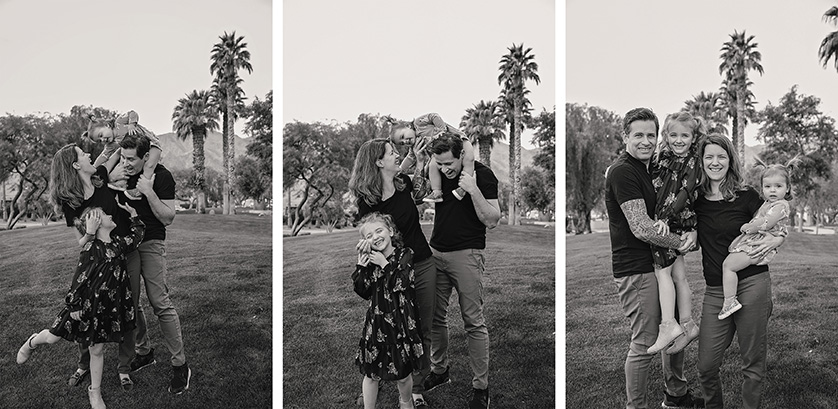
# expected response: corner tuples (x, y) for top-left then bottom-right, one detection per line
(348, 138), (436, 407)
(690, 134), (783, 409)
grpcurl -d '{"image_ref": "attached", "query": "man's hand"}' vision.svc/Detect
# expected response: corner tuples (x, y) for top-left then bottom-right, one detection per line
(136, 174), (155, 196)
(458, 172), (478, 195)
(369, 251), (389, 268)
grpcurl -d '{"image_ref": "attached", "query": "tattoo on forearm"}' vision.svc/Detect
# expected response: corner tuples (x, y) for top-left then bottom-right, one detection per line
(621, 199), (682, 248)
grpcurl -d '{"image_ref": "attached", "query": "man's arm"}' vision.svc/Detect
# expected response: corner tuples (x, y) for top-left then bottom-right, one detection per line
(620, 199), (682, 248)
(459, 172), (500, 229)
(136, 175), (175, 226)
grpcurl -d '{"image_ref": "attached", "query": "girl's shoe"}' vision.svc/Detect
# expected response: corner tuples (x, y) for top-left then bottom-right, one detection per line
(718, 296), (742, 320)
(647, 320), (685, 354)
(422, 190), (443, 203)
(69, 368), (90, 387)
(16, 333), (38, 364)
(88, 386), (106, 409)
(665, 320), (700, 355)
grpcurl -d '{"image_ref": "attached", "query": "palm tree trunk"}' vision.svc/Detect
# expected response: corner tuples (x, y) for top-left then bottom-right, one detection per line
(226, 91), (236, 215)
(478, 137), (492, 169)
(511, 100), (522, 226)
(736, 89), (746, 166)
(193, 127), (207, 214)
(221, 106), (230, 215)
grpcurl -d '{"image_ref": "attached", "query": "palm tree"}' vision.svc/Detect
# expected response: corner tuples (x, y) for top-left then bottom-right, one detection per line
(819, 5), (838, 72)
(683, 91), (728, 136)
(460, 100), (505, 169)
(210, 76), (247, 211)
(172, 90), (219, 214)
(210, 31), (253, 215)
(498, 43), (540, 225)
(719, 30), (764, 165)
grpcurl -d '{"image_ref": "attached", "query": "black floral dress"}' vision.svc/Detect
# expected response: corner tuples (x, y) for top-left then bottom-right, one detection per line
(650, 146), (701, 269)
(352, 246), (425, 381)
(49, 216), (145, 346)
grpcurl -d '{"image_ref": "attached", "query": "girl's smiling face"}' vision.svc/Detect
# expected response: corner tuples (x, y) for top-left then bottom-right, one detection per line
(666, 122), (694, 157)
(359, 220), (394, 254)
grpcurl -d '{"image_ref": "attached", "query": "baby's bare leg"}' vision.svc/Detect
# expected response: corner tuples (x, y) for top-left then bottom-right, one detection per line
(722, 251), (756, 299)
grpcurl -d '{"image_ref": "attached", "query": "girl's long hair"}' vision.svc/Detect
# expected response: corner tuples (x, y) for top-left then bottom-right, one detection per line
(348, 138), (405, 207)
(697, 133), (744, 201)
(49, 144), (85, 212)
(657, 111), (708, 156)
(358, 212), (403, 247)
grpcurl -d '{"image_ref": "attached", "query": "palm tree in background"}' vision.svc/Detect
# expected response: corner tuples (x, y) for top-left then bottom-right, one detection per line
(498, 43), (540, 225)
(719, 30), (764, 165)
(460, 100), (506, 169)
(683, 91), (728, 136)
(819, 5), (838, 72)
(210, 76), (247, 211)
(172, 90), (219, 214)
(210, 31), (253, 215)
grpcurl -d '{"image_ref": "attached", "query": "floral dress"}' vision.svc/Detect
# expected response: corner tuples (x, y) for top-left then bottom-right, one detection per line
(352, 245), (425, 381)
(49, 216), (145, 346)
(729, 199), (790, 264)
(650, 146), (701, 269)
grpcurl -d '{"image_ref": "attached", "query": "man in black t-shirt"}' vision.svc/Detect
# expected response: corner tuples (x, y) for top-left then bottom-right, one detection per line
(604, 107), (703, 409)
(422, 132), (499, 409)
(114, 135), (191, 395)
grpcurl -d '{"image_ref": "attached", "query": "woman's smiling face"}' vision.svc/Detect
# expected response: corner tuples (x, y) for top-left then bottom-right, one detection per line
(702, 143), (730, 182)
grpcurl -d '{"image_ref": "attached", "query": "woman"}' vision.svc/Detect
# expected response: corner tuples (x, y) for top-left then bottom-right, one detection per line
(348, 138), (436, 408)
(690, 134), (783, 409)
(49, 141), (139, 393)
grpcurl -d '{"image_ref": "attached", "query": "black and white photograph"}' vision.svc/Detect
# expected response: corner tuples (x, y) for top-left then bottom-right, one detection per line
(282, 0), (556, 408)
(566, 1), (838, 408)
(0, 1), (272, 408)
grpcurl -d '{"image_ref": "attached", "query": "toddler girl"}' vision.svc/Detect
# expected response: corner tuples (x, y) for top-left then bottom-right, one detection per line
(84, 110), (162, 200)
(647, 112), (705, 354)
(352, 212), (425, 409)
(387, 113), (475, 203)
(719, 163), (791, 319)
(17, 201), (144, 409)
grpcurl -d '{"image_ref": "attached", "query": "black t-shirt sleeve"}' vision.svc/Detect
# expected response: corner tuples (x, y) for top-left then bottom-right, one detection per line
(744, 188), (764, 215)
(610, 165), (644, 205)
(63, 202), (76, 227)
(154, 169), (176, 200)
(476, 165), (498, 200)
(95, 165), (110, 183)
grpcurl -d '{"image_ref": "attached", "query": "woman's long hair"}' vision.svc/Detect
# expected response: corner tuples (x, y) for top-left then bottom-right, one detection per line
(697, 133), (744, 201)
(49, 144), (85, 212)
(348, 138), (405, 207)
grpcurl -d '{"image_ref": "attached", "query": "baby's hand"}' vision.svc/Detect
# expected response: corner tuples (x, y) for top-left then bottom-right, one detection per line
(369, 251), (389, 268)
(653, 220), (669, 236)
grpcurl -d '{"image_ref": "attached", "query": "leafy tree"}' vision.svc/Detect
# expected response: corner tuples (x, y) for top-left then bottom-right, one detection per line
(244, 90), (272, 199)
(531, 106), (556, 179)
(565, 103), (623, 234)
(521, 166), (553, 219)
(819, 5), (838, 72)
(172, 89), (219, 214)
(683, 91), (728, 136)
(234, 156), (268, 206)
(211, 31), (253, 215)
(498, 43), (540, 225)
(460, 100), (505, 168)
(756, 85), (838, 231)
(720, 30), (764, 165)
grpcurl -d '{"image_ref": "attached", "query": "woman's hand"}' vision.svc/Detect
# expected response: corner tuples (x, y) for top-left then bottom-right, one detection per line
(413, 138), (429, 163)
(85, 209), (101, 234)
(369, 251), (389, 268)
(746, 234), (784, 260)
(116, 196), (138, 218)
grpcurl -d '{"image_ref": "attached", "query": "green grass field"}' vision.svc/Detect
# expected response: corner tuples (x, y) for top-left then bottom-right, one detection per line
(566, 231), (838, 409)
(0, 214), (272, 409)
(283, 224), (555, 408)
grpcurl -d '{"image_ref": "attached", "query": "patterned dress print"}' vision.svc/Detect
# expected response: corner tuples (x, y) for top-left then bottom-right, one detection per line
(353, 246), (426, 381)
(729, 199), (790, 265)
(50, 217), (145, 346)
(650, 146), (701, 269)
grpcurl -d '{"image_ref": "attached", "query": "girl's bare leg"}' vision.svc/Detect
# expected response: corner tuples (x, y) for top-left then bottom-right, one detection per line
(722, 251), (755, 299)
(671, 256), (692, 322)
(362, 376), (379, 409)
(88, 344), (104, 390)
(397, 375), (414, 409)
(655, 264), (677, 323)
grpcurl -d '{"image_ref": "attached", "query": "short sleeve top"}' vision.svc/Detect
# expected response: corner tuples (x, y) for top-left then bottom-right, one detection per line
(429, 161), (498, 252)
(63, 165), (131, 238)
(119, 164), (175, 242)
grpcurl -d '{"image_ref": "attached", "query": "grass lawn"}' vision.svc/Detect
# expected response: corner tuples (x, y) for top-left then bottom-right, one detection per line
(0, 214), (272, 409)
(566, 231), (838, 408)
(283, 223), (555, 408)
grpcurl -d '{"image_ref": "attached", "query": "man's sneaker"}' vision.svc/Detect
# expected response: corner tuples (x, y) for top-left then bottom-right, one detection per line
(169, 362), (191, 394)
(662, 389), (705, 408)
(130, 348), (156, 372)
(422, 367), (451, 392)
(469, 387), (490, 409)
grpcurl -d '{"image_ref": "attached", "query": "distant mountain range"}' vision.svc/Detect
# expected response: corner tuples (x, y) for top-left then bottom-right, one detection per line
(155, 131), (251, 173)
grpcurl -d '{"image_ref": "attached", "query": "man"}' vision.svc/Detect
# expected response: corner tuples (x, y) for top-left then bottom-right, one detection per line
(116, 134), (191, 394)
(422, 132), (500, 409)
(604, 107), (703, 409)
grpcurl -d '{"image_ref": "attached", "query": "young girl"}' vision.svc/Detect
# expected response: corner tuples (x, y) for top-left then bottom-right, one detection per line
(718, 163), (792, 319)
(387, 113), (475, 203)
(84, 110), (162, 200)
(17, 201), (144, 409)
(352, 212), (425, 409)
(646, 112), (705, 354)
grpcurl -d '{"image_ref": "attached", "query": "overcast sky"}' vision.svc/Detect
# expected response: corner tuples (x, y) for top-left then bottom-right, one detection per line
(0, 0), (272, 137)
(282, 0), (556, 150)
(567, 0), (838, 146)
